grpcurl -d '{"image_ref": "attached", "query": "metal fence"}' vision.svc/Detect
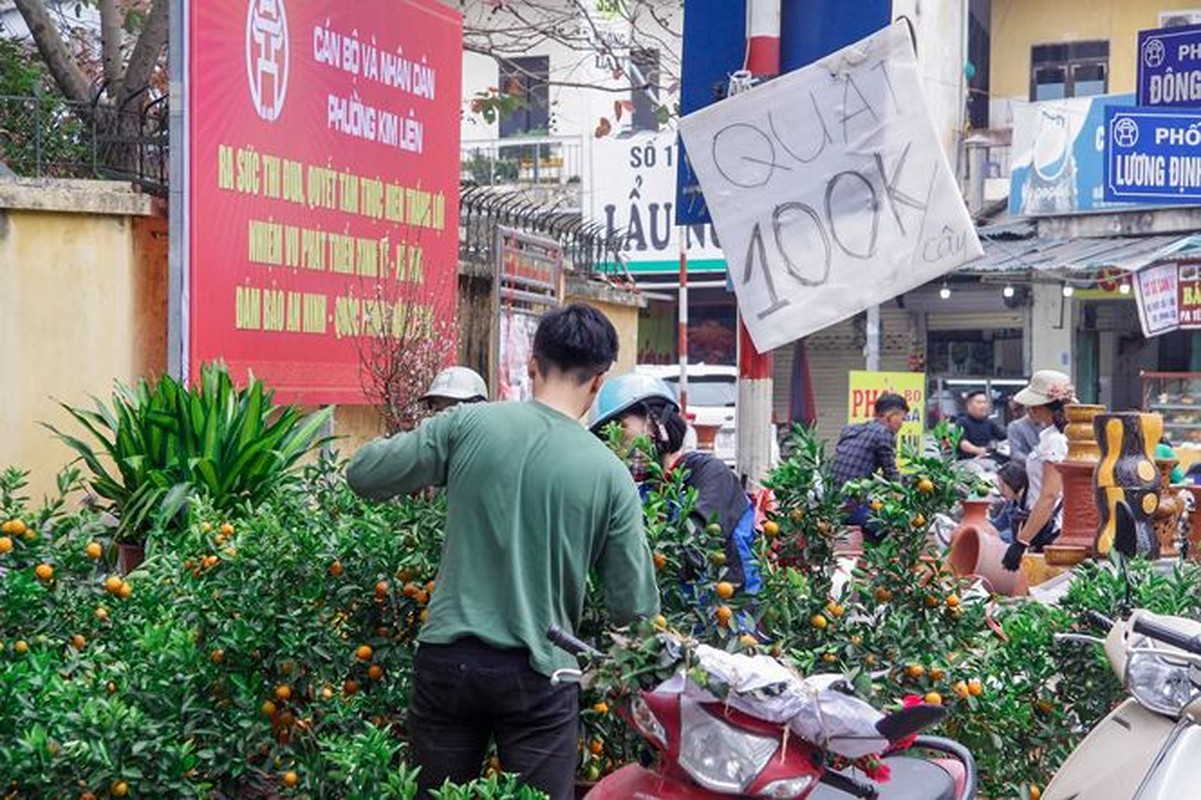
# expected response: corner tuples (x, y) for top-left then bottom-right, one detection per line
(459, 184), (628, 280)
(0, 94), (168, 195)
(460, 135), (584, 188)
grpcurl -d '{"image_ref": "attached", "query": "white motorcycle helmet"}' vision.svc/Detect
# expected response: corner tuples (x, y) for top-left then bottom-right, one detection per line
(421, 367), (488, 410)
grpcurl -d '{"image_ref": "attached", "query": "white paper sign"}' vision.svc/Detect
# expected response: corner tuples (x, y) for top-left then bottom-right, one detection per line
(678, 23), (983, 351)
(1135, 262), (1180, 337)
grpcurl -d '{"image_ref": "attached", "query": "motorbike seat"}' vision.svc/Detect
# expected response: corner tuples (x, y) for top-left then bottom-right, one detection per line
(808, 756), (956, 800)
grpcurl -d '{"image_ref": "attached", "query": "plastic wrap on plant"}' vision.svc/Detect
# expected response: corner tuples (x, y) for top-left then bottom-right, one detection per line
(653, 644), (889, 759)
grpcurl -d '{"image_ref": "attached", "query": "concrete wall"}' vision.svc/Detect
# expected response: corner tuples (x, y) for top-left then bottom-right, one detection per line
(894, 0), (969, 156)
(990, 0), (1201, 101)
(0, 179), (165, 498)
(1030, 281), (1073, 375)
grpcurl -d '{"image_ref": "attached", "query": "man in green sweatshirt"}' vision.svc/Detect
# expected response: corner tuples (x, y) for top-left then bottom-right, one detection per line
(347, 304), (660, 800)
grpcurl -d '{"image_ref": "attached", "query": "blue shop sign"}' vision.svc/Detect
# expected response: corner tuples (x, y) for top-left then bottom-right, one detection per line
(1138, 23), (1201, 107)
(1104, 106), (1201, 203)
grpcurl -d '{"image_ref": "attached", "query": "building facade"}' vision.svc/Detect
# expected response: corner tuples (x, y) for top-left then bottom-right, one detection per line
(456, 1), (1201, 447)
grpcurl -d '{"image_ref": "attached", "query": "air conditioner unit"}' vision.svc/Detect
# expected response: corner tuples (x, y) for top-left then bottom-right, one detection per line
(1160, 10), (1201, 27)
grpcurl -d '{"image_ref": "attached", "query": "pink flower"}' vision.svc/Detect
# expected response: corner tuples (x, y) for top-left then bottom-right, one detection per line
(863, 758), (892, 783)
(1046, 383), (1077, 403)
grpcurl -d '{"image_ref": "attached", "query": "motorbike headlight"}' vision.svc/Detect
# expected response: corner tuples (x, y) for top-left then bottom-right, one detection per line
(630, 695), (668, 750)
(678, 699), (779, 793)
(759, 776), (817, 799)
(1127, 652), (1198, 716)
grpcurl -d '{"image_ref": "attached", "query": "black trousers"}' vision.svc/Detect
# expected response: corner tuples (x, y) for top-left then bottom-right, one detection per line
(409, 637), (580, 800)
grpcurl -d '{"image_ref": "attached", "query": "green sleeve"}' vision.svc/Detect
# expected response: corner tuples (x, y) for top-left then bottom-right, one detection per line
(597, 480), (660, 625)
(346, 412), (457, 500)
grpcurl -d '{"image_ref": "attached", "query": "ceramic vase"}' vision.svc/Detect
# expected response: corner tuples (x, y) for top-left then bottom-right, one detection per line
(1094, 412), (1162, 557)
(947, 499), (1028, 596)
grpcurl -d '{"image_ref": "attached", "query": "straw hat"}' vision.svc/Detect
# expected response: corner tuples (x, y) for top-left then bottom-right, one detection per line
(1014, 370), (1076, 407)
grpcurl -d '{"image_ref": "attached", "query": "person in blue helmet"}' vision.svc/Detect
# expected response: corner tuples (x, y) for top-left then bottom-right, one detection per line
(588, 373), (761, 596)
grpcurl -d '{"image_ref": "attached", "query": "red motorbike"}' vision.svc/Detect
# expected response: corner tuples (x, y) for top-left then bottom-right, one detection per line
(549, 627), (976, 800)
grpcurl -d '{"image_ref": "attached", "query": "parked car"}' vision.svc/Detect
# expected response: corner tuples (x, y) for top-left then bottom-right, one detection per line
(634, 364), (779, 468)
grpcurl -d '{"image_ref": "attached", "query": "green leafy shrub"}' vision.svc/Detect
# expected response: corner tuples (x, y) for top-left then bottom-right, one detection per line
(47, 363), (331, 544)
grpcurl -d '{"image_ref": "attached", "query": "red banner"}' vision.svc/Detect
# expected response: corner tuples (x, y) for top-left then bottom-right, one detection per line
(188, 0), (462, 404)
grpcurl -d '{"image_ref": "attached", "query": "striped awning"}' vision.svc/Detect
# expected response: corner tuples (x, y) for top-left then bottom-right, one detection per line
(965, 229), (1201, 274)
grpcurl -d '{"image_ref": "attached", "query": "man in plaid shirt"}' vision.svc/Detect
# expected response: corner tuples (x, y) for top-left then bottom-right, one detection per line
(832, 393), (910, 541)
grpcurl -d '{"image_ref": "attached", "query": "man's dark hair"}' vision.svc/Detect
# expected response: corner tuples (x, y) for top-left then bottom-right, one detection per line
(874, 393), (910, 416)
(532, 304), (619, 383)
(964, 390), (988, 403)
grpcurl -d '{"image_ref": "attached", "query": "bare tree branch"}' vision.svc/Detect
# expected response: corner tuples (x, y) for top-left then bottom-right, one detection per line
(118, 0), (167, 107)
(465, 43), (655, 94)
(12, 0), (94, 103)
(355, 224), (461, 435)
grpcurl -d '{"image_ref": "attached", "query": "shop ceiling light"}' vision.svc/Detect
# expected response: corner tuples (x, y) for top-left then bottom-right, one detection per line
(1062, 283), (1075, 297)
(1003, 285), (1015, 299)
(1119, 282), (1132, 295)
(939, 282), (951, 300)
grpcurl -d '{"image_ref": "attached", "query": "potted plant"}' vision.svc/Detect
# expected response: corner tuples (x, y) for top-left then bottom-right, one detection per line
(47, 363), (331, 572)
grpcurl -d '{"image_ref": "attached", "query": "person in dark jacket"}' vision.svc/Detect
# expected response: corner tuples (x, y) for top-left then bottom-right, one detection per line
(832, 393), (910, 542)
(955, 390), (1007, 460)
(589, 373), (761, 595)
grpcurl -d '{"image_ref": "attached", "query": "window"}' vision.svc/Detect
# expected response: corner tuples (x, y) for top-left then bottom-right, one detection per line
(630, 48), (661, 132)
(498, 56), (549, 138)
(663, 376), (736, 408)
(1030, 41), (1108, 101)
(967, 0), (990, 128)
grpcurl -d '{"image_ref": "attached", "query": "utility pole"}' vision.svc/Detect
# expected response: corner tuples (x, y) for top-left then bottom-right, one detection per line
(736, 0), (780, 487)
(678, 233), (689, 414)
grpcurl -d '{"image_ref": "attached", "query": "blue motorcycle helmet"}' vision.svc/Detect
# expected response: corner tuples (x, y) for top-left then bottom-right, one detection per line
(588, 373), (679, 435)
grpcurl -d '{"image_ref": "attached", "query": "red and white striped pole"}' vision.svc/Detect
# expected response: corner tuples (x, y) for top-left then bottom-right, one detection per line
(736, 0), (780, 487)
(678, 233), (689, 415)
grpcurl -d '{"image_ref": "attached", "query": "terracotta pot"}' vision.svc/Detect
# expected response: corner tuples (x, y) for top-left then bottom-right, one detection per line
(117, 543), (145, 575)
(1094, 412), (1162, 556)
(957, 498), (993, 533)
(948, 524), (1028, 597)
(693, 423), (720, 452)
(1043, 544), (1089, 567)
(1059, 461), (1101, 554)
(1064, 404), (1106, 462)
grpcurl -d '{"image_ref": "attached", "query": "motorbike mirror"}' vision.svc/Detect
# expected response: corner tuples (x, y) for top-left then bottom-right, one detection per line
(875, 703), (947, 743)
(1113, 499), (1139, 559)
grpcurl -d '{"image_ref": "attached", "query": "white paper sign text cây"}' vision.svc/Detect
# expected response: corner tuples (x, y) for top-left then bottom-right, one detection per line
(678, 23), (983, 352)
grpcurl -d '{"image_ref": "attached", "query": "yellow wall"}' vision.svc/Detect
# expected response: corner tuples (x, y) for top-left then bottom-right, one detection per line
(331, 405), (385, 456)
(0, 181), (164, 499)
(991, 0), (1201, 100)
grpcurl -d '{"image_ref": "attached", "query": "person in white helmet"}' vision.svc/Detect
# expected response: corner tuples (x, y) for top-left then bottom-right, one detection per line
(421, 367), (488, 413)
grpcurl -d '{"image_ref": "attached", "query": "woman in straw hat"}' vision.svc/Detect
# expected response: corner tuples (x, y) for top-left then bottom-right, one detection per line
(1001, 370), (1076, 571)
